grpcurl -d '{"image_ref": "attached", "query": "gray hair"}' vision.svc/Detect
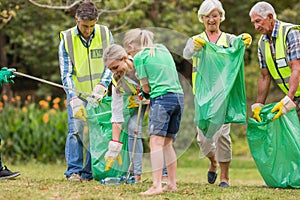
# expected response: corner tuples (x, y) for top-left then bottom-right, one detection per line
(103, 44), (127, 64)
(249, 1), (277, 19)
(198, 0), (225, 23)
(75, 1), (99, 21)
(123, 28), (154, 53)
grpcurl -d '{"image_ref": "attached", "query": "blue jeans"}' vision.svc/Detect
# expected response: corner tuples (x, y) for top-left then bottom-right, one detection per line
(149, 93), (184, 139)
(127, 106), (146, 176)
(64, 102), (92, 180)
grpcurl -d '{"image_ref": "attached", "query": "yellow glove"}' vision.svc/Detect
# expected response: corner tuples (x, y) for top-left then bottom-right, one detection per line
(251, 103), (264, 122)
(105, 154), (122, 171)
(271, 96), (296, 120)
(104, 140), (123, 171)
(193, 37), (206, 51)
(241, 33), (252, 48)
(127, 95), (139, 109)
(70, 97), (87, 122)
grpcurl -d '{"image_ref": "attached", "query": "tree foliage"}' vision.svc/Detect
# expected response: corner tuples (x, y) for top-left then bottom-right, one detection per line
(0, 0), (299, 100)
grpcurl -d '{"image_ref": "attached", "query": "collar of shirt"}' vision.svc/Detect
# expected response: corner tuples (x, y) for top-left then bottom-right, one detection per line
(75, 25), (95, 47)
(262, 19), (280, 42)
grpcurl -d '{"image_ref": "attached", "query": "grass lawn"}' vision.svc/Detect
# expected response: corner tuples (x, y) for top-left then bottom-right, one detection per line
(1, 146), (299, 200)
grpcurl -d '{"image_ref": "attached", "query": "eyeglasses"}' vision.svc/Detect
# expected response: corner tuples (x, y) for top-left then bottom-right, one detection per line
(203, 14), (220, 20)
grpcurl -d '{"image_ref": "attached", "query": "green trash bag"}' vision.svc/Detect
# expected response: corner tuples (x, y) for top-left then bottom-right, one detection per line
(247, 103), (300, 188)
(194, 36), (247, 140)
(86, 97), (130, 181)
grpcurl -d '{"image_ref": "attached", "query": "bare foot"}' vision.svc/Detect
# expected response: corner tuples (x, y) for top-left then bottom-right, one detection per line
(140, 185), (163, 195)
(163, 185), (178, 192)
(134, 175), (142, 183)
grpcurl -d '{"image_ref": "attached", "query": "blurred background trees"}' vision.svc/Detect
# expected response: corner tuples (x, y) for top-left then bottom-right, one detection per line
(1, 0), (299, 100)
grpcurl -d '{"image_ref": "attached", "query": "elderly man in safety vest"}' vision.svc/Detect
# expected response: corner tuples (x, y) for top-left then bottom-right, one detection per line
(249, 2), (300, 121)
(58, 1), (113, 181)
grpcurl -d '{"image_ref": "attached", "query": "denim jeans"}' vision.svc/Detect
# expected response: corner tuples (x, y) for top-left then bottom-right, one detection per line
(127, 106), (146, 176)
(149, 93), (184, 139)
(64, 102), (92, 180)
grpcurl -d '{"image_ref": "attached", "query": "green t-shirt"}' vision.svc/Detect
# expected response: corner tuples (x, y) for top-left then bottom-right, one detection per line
(133, 44), (183, 98)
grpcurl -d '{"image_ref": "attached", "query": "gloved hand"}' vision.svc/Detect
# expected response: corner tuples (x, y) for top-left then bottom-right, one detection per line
(92, 84), (107, 101)
(271, 95), (296, 120)
(137, 86), (150, 100)
(127, 94), (150, 109)
(128, 95), (139, 108)
(241, 33), (252, 48)
(70, 97), (87, 122)
(193, 37), (206, 51)
(0, 67), (16, 84)
(105, 140), (123, 171)
(251, 103), (264, 122)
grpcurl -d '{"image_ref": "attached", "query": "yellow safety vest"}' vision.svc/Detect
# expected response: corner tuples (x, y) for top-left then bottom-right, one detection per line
(111, 76), (138, 95)
(192, 32), (233, 94)
(60, 24), (110, 93)
(259, 21), (300, 97)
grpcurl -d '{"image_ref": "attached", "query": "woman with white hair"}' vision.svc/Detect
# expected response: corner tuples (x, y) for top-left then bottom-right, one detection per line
(183, 0), (251, 187)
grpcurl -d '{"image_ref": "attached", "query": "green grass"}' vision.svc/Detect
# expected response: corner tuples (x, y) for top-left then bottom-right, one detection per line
(1, 147), (299, 200)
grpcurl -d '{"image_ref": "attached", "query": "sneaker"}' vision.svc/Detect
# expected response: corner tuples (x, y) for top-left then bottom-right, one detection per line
(0, 165), (21, 180)
(67, 173), (82, 181)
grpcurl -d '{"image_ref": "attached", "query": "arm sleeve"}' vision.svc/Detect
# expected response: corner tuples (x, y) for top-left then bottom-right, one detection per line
(183, 37), (195, 59)
(258, 47), (267, 69)
(133, 54), (148, 80)
(286, 29), (300, 61)
(111, 86), (124, 123)
(99, 30), (114, 88)
(58, 38), (76, 99)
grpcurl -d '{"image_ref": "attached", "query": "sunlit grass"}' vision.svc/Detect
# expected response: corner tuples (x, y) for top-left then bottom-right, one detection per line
(1, 147), (299, 200)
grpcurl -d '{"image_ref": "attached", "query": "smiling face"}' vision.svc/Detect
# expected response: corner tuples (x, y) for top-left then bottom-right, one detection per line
(105, 58), (130, 77)
(203, 9), (221, 33)
(250, 13), (274, 36)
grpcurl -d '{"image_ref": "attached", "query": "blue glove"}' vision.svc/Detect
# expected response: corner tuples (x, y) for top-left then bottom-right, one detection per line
(0, 67), (16, 84)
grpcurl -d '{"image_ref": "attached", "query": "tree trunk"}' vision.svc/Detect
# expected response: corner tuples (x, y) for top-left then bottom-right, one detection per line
(0, 31), (13, 100)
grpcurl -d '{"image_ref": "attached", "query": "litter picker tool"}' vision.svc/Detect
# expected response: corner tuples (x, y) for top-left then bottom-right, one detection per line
(13, 71), (99, 106)
(125, 99), (143, 183)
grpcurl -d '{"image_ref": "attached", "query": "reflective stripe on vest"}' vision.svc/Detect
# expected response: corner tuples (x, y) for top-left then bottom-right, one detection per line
(192, 32), (232, 94)
(112, 77), (138, 95)
(60, 24), (110, 93)
(259, 22), (300, 97)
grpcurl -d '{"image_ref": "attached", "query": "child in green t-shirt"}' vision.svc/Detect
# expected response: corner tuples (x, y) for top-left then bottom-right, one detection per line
(123, 28), (184, 195)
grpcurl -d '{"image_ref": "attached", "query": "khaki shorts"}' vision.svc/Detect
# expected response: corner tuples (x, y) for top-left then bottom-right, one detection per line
(196, 124), (232, 162)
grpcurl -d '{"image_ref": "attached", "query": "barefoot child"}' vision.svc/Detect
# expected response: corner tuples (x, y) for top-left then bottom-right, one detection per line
(123, 28), (184, 195)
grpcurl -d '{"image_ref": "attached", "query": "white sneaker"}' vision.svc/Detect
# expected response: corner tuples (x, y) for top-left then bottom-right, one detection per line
(67, 173), (82, 181)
